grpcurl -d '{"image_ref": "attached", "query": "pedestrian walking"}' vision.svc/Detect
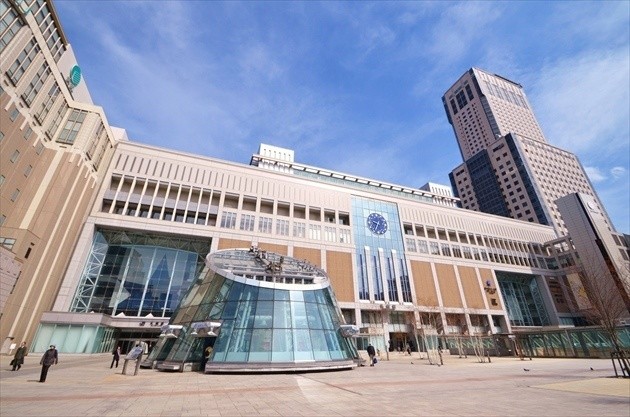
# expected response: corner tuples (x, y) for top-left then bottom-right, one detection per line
(11, 342), (27, 371)
(110, 346), (121, 368)
(39, 345), (58, 382)
(367, 343), (376, 366)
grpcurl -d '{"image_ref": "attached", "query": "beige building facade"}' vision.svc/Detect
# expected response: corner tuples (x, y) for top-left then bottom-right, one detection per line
(0, 0), (117, 352)
(1, 1), (626, 358)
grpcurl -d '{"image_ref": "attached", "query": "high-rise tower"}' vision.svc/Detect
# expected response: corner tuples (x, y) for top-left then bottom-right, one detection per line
(443, 68), (613, 235)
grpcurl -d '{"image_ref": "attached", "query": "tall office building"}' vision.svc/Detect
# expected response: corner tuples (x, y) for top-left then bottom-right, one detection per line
(443, 68), (612, 235)
(0, 0), (118, 353)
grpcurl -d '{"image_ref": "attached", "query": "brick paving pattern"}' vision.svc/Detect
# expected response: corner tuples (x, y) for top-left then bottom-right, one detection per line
(1, 352), (628, 416)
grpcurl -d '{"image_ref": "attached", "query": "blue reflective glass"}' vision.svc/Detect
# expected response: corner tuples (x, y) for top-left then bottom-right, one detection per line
(303, 290), (317, 303)
(293, 329), (313, 360)
(325, 330), (343, 359)
(305, 302), (323, 329)
(290, 290), (304, 302)
(253, 301), (273, 328)
(227, 282), (244, 301)
(274, 289), (290, 301)
(291, 301), (308, 328)
(222, 301), (238, 319)
(311, 330), (331, 360)
(212, 319), (233, 361)
(234, 298), (256, 328)
(258, 287), (274, 300)
(272, 328), (293, 362)
(249, 329), (272, 362)
(225, 327), (251, 362)
(273, 301), (291, 328)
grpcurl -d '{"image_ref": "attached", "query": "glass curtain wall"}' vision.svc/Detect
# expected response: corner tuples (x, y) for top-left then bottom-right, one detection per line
(351, 196), (412, 303)
(496, 272), (550, 326)
(166, 274), (356, 364)
(71, 228), (210, 317)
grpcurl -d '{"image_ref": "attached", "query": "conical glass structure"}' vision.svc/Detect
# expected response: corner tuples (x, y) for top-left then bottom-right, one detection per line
(149, 247), (359, 373)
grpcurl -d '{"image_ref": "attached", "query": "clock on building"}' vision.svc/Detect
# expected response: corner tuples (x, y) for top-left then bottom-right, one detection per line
(367, 213), (388, 235)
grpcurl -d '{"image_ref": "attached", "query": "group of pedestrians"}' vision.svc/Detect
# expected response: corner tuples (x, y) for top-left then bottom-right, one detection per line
(10, 342), (58, 382)
(9, 341), (128, 383)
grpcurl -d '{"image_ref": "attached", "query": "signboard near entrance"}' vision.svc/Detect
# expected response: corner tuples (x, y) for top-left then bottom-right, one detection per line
(125, 345), (143, 360)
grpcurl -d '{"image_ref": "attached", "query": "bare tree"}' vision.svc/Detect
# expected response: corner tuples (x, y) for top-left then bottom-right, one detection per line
(417, 308), (442, 365)
(576, 263), (630, 375)
(469, 316), (488, 363)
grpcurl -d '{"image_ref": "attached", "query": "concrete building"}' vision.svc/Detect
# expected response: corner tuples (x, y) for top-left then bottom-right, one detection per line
(443, 68), (612, 235)
(556, 193), (630, 314)
(0, 0), (117, 353)
(1, 1), (626, 361)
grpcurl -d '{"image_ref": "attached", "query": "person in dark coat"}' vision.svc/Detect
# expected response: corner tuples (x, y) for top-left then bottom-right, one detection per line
(111, 346), (121, 368)
(11, 342), (27, 371)
(366, 343), (376, 366)
(39, 345), (58, 382)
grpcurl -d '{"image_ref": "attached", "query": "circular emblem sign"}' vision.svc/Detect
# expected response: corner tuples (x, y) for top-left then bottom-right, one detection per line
(69, 65), (82, 87)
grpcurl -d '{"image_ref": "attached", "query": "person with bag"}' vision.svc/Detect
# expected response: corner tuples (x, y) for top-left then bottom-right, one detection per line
(11, 342), (27, 371)
(367, 343), (376, 366)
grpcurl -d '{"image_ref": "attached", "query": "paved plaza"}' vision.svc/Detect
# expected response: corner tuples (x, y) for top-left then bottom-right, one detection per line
(0, 352), (628, 416)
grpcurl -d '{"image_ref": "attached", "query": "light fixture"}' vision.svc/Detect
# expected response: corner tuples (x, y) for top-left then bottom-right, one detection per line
(190, 321), (222, 337)
(159, 324), (183, 339)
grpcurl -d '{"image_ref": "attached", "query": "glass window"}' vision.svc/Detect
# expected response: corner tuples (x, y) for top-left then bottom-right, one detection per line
(9, 107), (19, 121)
(249, 329), (272, 362)
(305, 302), (323, 329)
(7, 38), (40, 84)
(0, 5), (23, 52)
(273, 300), (291, 328)
(35, 83), (60, 125)
(276, 219), (289, 236)
(240, 214), (255, 231)
(220, 211), (236, 229)
(271, 328), (293, 362)
(293, 329), (313, 361)
(293, 221), (305, 238)
(253, 301), (273, 328)
(310, 330), (331, 361)
(46, 100), (68, 139)
(22, 63), (50, 106)
(258, 216), (272, 233)
(57, 109), (87, 145)
(291, 301), (308, 328)
(225, 327), (251, 362)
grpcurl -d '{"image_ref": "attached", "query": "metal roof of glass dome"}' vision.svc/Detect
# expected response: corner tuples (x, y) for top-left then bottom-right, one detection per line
(209, 246), (328, 286)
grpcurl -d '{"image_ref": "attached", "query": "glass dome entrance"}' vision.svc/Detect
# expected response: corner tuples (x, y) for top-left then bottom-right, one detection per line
(151, 247), (359, 373)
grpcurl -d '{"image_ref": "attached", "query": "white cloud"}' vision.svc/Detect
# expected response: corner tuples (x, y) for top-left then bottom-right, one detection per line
(529, 48), (630, 156)
(425, 2), (503, 64)
(584, 166), (606, 183)
(610, 166), (627, 180)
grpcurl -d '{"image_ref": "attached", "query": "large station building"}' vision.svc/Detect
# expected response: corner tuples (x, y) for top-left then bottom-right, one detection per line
(1, 0), (628, 363)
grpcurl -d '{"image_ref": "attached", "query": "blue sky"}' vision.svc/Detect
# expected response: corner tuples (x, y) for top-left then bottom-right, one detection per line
(55, 1), (629, 234)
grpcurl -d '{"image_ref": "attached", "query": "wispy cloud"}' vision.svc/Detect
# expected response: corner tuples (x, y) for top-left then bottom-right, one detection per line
(531, 49), (629, 156)
(610, 167), (626, 180)
(584, 166), (606, 183)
